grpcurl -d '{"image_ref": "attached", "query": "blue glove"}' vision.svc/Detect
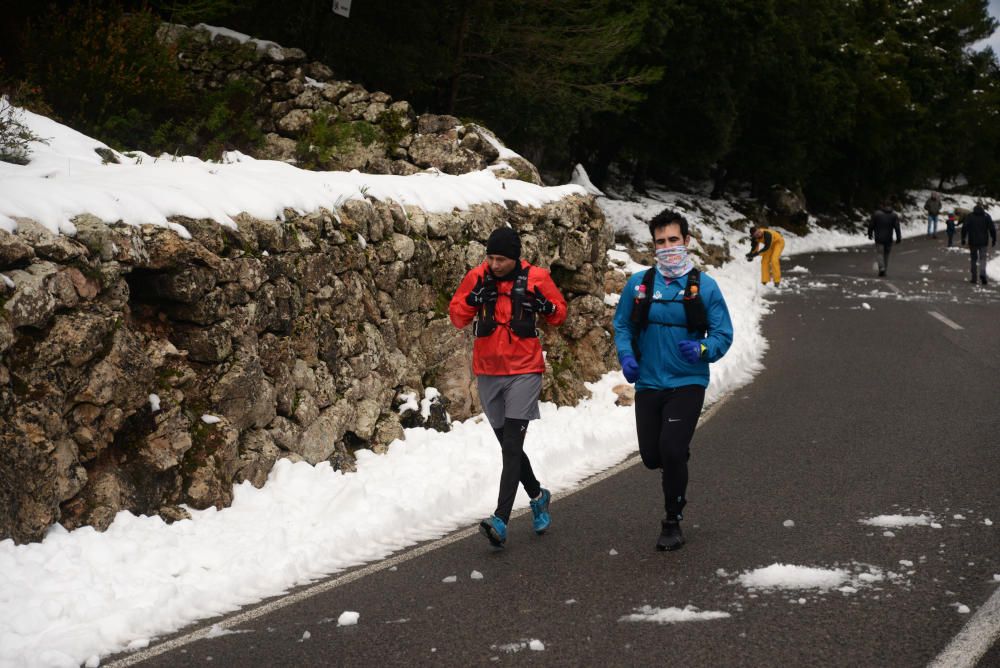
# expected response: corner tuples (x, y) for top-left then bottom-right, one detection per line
(678, 340), (704, 363)
(621, 355), (639, 383)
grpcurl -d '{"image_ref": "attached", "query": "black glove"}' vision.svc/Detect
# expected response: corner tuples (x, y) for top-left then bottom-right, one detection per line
(522, 288), (556, 315)
(745, 253), (754, 262)
(465, 277), (498, 307)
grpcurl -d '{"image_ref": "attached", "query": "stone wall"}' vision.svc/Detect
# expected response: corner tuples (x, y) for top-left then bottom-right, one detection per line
(158, 23), (543, 185)
(0, 195), (615, 544)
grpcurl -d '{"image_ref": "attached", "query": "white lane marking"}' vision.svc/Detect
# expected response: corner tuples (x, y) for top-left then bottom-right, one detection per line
(927, 586), (1000, 668)
(927, 310), (964, 330)
(108, 397), (729, 666)
(899, 249), (919, 255)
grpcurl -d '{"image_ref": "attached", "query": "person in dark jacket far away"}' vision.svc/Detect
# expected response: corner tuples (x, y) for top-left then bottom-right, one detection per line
(449, 226), (567, 548)
(613, 209), (734, 552)
(924, 192), (942, 239)
(868, 203), (902, 277)
(960, 203), (997, 285)
(945, 212), (959, 247)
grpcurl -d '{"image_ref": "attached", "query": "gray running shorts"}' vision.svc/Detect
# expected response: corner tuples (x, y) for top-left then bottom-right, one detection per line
(476, 373), (543, 428)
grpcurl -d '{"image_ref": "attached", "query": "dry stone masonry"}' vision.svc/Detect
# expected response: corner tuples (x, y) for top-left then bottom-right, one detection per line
(158, 23), (543, 184)
(0, 195), (615, 544)
(0, 23), (619, 545)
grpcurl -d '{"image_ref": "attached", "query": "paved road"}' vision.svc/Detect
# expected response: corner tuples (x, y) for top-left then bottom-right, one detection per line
(116, 238), (999, 667)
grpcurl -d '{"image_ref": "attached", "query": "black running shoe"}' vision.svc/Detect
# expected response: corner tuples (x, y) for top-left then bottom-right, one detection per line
(656, 520), (685, 551)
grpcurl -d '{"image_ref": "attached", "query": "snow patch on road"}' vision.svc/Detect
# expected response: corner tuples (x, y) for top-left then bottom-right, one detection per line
(861, 514), (934, 528)
(735, 563), (893, 593)
(619, 605), (731, 624)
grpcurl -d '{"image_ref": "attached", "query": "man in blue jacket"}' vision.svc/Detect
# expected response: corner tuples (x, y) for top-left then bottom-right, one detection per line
(613, 209), (734, 551)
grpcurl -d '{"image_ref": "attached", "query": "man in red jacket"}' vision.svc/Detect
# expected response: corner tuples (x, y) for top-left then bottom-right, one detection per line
(449, 226), (567, 548)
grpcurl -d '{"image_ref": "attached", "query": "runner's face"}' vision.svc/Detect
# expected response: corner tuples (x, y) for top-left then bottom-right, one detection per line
(653, 223), (688, 249)
(487, 254), (517, 277)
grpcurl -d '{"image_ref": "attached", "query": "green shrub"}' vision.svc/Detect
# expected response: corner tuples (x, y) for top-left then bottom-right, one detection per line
(150, 0), (240, 25)
(151, 79), (265, 160)
(295, 114), (382, 169)
(20, 0), (263, 162)
(378, 109), (410, 148)
(0, 94), (47, 165)
(22, 2), (191, 151)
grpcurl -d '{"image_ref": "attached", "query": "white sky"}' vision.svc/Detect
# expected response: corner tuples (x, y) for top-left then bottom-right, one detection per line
(0, 109), (998, 668)
(974, 0), (1000, 55)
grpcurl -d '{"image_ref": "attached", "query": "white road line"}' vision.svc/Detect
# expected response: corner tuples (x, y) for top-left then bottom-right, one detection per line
(927, 586), (1000, 668)
(108, 397), (729, 666)
(899, 249), (919, 255)
(928, 310), (964, 330)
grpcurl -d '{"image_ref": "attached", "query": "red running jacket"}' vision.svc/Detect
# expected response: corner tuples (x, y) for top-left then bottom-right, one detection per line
(449, 261), (567, 376)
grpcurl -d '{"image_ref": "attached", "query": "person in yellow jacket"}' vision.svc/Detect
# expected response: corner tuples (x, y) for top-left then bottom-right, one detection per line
(746, 226), (785, 286)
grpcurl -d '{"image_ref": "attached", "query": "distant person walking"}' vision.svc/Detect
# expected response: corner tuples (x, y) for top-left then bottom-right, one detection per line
(746, 226), (785, 287)
(868, 204), (902, 277)
(960, 204), (996, 285)
(613, 209), (734, 551)
(924, 192), (942, 239)
(449, 227), (567, 548)
(945, 212), (959, 247)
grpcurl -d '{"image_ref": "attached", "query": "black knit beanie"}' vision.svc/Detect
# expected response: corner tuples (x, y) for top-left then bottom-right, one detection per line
(485, 227), (521, 260)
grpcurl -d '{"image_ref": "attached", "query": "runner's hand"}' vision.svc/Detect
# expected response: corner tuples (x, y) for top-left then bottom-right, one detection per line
(465, 277), (497, 307)
(678, 340), (704, 363)
(522, 288), (556, 315)
(621, 355), (639, 383)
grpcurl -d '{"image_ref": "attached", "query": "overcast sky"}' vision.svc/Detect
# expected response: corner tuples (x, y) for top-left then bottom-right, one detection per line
(976, 0), (1000, 55)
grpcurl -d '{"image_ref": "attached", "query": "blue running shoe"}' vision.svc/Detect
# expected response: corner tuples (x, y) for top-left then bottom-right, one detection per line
(530, 488), (551, 534)
(479, 515), (507, 547)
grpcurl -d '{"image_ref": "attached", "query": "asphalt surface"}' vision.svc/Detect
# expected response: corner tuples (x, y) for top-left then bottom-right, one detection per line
(114, 237), (1000, 667)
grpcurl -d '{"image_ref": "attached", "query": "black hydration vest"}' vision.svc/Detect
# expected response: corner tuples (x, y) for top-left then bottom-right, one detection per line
(629, 267), (709, 360)
(473, 265), (538, 339)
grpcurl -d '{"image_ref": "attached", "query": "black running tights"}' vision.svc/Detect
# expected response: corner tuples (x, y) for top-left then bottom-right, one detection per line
(634, 385), (706, 520)
(493, 418), (541, 523)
